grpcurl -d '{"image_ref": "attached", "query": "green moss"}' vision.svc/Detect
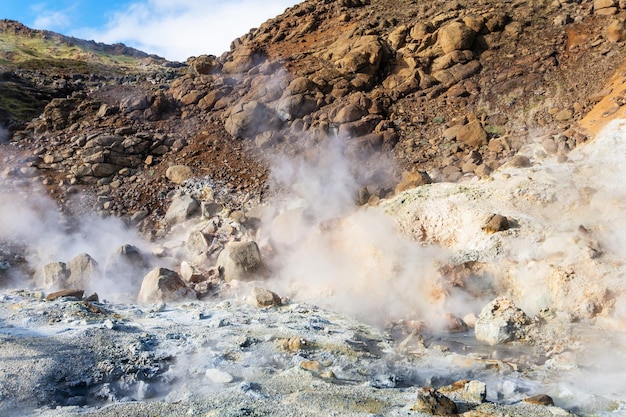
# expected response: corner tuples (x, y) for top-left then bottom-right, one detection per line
(0, 31), (147, 75)
(0, 82), (45, 121)
(484, 125), (506, 137)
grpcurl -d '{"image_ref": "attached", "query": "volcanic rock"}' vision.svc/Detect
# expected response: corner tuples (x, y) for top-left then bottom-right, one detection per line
(205, 368), (234, 384)
(67, 253), (99, 288)
(224, 100), (280, 139)
(475, 297), (531, 345)
(463, 380), (487, 403)
(411, 387), (458, 415)
(216, 241), (263, 282)
(137, 267), (195, 304)
(482, 213), (510, 234)
(165, 194), (199, 225)
(395, 170), (432, 194)
(438, 21), (477, 53)
(104, 244), (148, 287)
(523, 394), (555, 406)
(46, 289), (85, 301)
(165, 165), (193, 184)
(251, 286), (282, 307)
(39, 261), (70, 289)
(457, 120), (488, 148)
(607, 18), (626, 42)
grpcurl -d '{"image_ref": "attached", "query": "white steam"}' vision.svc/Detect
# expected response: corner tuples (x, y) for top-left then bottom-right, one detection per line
(0, 181), (153, 299)
(259, 136), (452, 326)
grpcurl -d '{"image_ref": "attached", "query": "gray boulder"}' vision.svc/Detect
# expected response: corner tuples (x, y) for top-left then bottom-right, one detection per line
(39, 261), (70, 288)
(216, 241), (263, 282)
(120, 94), (151, 114)
(104, 244), (149, 289)
(165, 194), (199, 225)
(68, 253), (99, 288)
(475, 297), (531, 345)
(138, 267), (195, 304)
(224, 101), (281, 139)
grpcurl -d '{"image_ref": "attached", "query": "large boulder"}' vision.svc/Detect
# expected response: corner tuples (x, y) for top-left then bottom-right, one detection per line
(320, 35), (391, 79)
(188, 54), (221, 75)
(475, 297), (531, 345)
(38, 261), (70, 288)
(275, 94), (318, 121)
(222, 46), (267, 74)
(138, 267), (195, 303)
(394, 170), (432, 194)
(216, 241), (263, 282)
(165, 165), (193, 184)
(334, 104), (368, 124)
(104, 244), (149, 287)
(67, 253), (99, 288)
(165, 194), (199, 225)
(120, 94), (151, 114)
(456, 120), (488, 148)
(224, 101), (281, 139)
(438, 21), (477, 53)
(411, 387), (458, 415)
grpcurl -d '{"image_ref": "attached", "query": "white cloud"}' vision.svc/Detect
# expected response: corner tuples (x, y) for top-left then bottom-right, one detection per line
(30, 4), (72, 32)
(75, 0), (299, 61)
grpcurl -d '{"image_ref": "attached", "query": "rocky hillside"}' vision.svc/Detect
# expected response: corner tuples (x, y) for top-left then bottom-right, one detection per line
(2, 0), (626, 230)
(0, 20), (176, 126)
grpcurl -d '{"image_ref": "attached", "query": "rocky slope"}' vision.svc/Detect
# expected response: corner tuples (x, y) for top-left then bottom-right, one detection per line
(2, 0), (626, 416)
(3, 0), (626, 227)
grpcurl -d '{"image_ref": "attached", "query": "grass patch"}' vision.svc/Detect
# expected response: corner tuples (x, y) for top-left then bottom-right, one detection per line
(0, 30), (151, 75)
(484, 125), (506, 137)
(0, 82), (46, 121)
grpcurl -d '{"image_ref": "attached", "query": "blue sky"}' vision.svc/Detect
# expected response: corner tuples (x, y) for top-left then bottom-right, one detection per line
(0, 0), (299, 61)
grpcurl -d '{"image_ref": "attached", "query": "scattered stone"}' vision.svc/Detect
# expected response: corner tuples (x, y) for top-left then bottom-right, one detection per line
(279, 337), (305, 352)
(395, 170), (432, 194)
(120, 94), (151, 114)
(482, 213), (510, 233)
(319, 370), (337, 379)
(165, 165), (193, 184)
(555, 109), (572, 121)
(82, 300), (103, 313)
(523, 394), (555, 406)
(46, 289), (84, 301)
(607, 19), (626, 42)
(165, 194), (199, 225)
(507, 154), (531, 168)
(216, 241), (263, 282)
(411, 387), (458, 415)
(201, 202), (222, 218)
(457, 120), (488, 148)
(137, 267), (195, 304)
(595, 0), (617, 11)
(205, 368), (234, 384)
(186, 230), (210, 255)
(475, 297), (531, 345)
(300, 360), (322, 372)
(251, 287), (282, 307)
(464, 380), (487, 403)
(438, 21), (477, 53)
